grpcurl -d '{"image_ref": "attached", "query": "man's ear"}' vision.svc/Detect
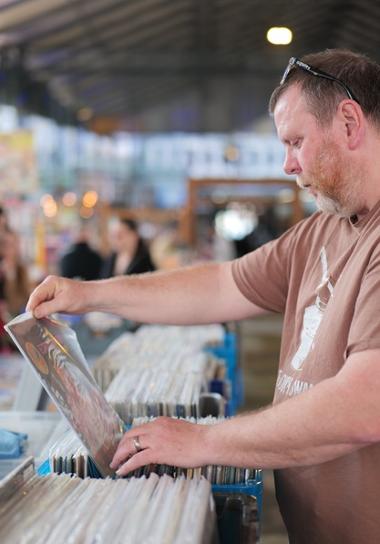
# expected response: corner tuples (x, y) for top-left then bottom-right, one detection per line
(338, 100), (364, 150)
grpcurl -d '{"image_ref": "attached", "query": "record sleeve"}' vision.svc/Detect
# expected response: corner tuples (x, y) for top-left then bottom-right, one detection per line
(5, 313), (124, 477)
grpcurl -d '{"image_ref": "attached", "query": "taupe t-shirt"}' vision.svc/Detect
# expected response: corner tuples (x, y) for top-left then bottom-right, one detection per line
(232, 202), (380, 544)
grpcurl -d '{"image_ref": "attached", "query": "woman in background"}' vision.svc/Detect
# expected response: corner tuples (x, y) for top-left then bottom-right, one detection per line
(100, 218), (156, 278)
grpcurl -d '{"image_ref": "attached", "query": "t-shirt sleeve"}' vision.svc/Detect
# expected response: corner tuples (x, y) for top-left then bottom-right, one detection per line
(231, 223), (299, 313)
(346, 252), (380, 356)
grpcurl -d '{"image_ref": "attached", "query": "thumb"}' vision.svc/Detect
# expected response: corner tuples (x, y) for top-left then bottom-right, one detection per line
(33, 300), (60, 319)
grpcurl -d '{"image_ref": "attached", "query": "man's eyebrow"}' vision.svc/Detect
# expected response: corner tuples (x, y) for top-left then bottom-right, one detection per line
(279, 134), (300, 145)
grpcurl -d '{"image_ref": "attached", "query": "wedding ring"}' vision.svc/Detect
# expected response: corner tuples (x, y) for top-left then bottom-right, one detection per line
(132, 436), (142, 453)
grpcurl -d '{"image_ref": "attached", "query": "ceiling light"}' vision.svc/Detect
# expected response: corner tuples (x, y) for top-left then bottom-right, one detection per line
(266, 27), (293, 45)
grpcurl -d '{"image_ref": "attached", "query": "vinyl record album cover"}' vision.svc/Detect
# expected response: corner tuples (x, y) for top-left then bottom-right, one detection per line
(5, 312), (124, 477)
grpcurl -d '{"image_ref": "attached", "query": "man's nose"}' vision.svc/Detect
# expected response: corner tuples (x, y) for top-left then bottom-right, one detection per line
(283, 152), (301, 176)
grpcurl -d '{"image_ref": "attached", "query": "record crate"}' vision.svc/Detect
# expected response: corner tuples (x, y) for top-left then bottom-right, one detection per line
(205, 330), (244, 415)
(213, 491), (260, 544)
(36, 461), (263, 544)
(212, 469), (263, 517)
(212, 468), (263, 544)
(1, 457), (218, 544)
(35, 424), (263, 543)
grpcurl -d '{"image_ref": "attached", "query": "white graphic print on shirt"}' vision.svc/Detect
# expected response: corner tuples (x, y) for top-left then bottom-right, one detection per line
(290, 247), (334, 371)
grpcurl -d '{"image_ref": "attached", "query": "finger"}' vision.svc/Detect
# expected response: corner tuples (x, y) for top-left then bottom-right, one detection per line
(32, 299), (62, 319)
(26, 290), (47, 313)
(26, 277), (57, 314)
(110, 435), (146, 469)
(116, 449), (153, 477)
(111, 418), (172, 469)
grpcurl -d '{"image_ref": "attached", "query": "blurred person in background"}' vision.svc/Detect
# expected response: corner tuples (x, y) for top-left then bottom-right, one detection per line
(100, 218), (155, 278)
(60, 227), (103, 281)
(0, 230), (30, 317)
(0, 207), (18, 351)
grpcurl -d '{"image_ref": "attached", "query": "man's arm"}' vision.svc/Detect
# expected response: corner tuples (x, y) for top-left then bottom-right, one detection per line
(112, 349), (380, 474)
(27, 261), (266, 324)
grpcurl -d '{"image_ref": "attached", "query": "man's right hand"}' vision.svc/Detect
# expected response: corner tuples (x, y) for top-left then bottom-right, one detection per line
(26, 275), (88, 318)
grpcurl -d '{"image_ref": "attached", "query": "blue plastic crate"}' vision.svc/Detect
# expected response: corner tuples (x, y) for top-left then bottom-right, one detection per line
(212, 469), (263, 517)
(206, 332), (243, 414)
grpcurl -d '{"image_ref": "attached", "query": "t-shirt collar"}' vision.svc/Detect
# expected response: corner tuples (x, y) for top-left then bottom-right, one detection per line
(349, 198), (380, 230)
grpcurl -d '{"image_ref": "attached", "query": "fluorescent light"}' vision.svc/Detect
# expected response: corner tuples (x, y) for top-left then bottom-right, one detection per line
(267, 27), (293, 45)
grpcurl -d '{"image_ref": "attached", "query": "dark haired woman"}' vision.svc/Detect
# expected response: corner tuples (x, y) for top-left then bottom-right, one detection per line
(100, 218), (156, 278)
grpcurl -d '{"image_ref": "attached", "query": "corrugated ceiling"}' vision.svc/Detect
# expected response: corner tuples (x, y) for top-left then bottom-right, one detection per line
(0, 0), (379, 132)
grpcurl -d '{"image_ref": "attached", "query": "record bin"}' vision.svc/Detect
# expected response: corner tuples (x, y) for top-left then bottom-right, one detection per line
(213, 492), (260, 544)
(213, 469), (263, 516)
(3, 318), (259, 542)
(205, 330), (244, 415)
(212, 469), (262, 544)
(1, 456), (219, 544)
(37, 457), (263, 543)
(36, 437), (263, 544)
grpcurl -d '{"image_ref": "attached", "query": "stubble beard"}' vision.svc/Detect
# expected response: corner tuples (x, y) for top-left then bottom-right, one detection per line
(298, 138), (365, 218)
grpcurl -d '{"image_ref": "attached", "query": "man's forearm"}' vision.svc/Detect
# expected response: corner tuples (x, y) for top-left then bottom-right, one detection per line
(204, 373), (374, 469)
(111, 349), (380, 477)
(87, 262), (261, 324)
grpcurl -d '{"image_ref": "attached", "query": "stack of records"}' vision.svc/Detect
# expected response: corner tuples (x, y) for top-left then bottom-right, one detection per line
(0, 458), (216, 544)
(93, 324), (225, 391)
(133, 324), (225, 350)
(94, 326), (227, 422)
(46, 416), (258, 485)
(105, 367), (207, 422)
(91, 331), (136, 390)
(46, 421), (93, 478)
(129, 416), (258, 485)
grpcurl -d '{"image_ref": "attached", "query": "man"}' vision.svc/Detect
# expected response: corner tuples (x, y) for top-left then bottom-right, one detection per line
(27, 49), (380, 543)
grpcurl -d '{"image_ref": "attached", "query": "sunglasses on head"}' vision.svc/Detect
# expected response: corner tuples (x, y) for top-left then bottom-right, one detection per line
(281, 57), (360, 104)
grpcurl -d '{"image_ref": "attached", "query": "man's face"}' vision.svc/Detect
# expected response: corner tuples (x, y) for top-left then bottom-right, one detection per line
(274, 84), (364, 217)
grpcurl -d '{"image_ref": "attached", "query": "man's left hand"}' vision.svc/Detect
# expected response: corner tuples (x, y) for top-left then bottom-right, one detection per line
(110, 417), (211, 476)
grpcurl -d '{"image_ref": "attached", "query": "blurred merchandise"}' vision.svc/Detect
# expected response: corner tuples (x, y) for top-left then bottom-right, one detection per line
(0, 428), (27, 459)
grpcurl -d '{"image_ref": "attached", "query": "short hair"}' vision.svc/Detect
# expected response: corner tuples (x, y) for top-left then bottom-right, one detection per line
(269, 49), (380, 128)
(120, 218), (138, 232)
